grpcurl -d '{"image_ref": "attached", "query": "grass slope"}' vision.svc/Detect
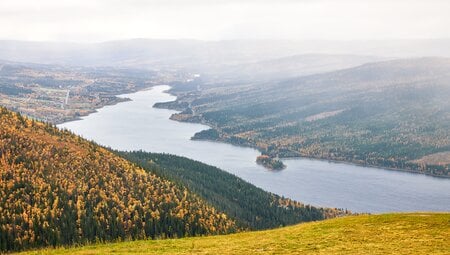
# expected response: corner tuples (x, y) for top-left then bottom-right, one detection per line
(20, 213), (450, 255)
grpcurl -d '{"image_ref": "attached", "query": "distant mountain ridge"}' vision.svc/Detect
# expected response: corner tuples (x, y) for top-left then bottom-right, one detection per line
(202, 54), (383, 82)
(1, 39), (450, 70)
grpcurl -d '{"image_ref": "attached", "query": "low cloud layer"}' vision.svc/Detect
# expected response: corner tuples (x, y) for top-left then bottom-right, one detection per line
(1, 0), (449, 42)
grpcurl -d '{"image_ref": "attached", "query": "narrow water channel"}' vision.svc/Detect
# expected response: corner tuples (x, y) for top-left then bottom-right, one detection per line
(59, 85), (450, 213)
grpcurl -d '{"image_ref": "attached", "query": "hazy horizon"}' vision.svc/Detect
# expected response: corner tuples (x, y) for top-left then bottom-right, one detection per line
(2, 37), (450, 44)
(1, 0), (450, 43)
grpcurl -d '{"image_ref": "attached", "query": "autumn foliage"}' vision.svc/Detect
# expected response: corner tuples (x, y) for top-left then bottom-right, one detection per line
(0, 107), (236, 252)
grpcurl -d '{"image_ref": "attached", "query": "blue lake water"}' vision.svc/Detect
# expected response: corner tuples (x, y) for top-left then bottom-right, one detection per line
(59, 85), (450, 213)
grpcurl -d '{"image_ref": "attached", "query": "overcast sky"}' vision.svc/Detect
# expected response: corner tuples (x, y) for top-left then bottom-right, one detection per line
(1, 0), (449, 42)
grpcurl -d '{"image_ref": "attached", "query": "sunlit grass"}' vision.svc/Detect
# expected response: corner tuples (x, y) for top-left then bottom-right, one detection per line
(20, 213), (450, 254)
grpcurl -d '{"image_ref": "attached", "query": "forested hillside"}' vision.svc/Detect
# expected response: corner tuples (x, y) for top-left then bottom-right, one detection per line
(0, 107), (236, 252)
(162, 58), (450, 177)
(119, 151), (345, 230)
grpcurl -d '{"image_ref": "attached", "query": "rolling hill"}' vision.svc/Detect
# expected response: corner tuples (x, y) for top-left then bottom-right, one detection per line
(0, 107), (336, 252)
(18, 213), (450, 255)
(118, 151), (346, 230)
(1, 39), (450, 70)
(0, 107), (236, 252)
(162, 57), (450, 176)
(202, 54), (382, 83)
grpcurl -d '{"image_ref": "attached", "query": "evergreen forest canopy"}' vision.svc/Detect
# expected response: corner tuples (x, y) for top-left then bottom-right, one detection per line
(118, 151), (346, 230)
(161, 58), (450, 177)
(0, 107), (236, 252)
(0, 107), (337, 252)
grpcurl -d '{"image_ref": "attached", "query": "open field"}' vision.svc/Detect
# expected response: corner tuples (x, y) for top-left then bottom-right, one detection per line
(412, 152), (450, 165)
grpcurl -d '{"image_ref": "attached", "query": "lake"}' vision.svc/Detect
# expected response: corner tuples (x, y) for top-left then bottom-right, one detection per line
(59, 85), (450, 213)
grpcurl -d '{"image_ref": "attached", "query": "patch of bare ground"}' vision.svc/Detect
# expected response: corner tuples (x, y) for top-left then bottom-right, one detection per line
(305, 109), (346, 122)
(412, 151), (450, 165)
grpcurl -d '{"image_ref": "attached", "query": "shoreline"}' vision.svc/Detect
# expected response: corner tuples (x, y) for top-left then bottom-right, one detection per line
(55, 85), (163, 125)
(59, 84), (449, 179)
(56, 84), (450, 213)
(55, 97), (132, 125)
(156, 87), (449, 179)
(192, 133), (450, 179)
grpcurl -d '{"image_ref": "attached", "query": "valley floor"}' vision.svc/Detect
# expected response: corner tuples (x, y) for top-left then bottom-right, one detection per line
(19, 213), (450, 255)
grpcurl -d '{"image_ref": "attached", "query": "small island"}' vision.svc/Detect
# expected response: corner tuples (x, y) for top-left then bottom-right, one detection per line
(256, 155), (286, 170)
